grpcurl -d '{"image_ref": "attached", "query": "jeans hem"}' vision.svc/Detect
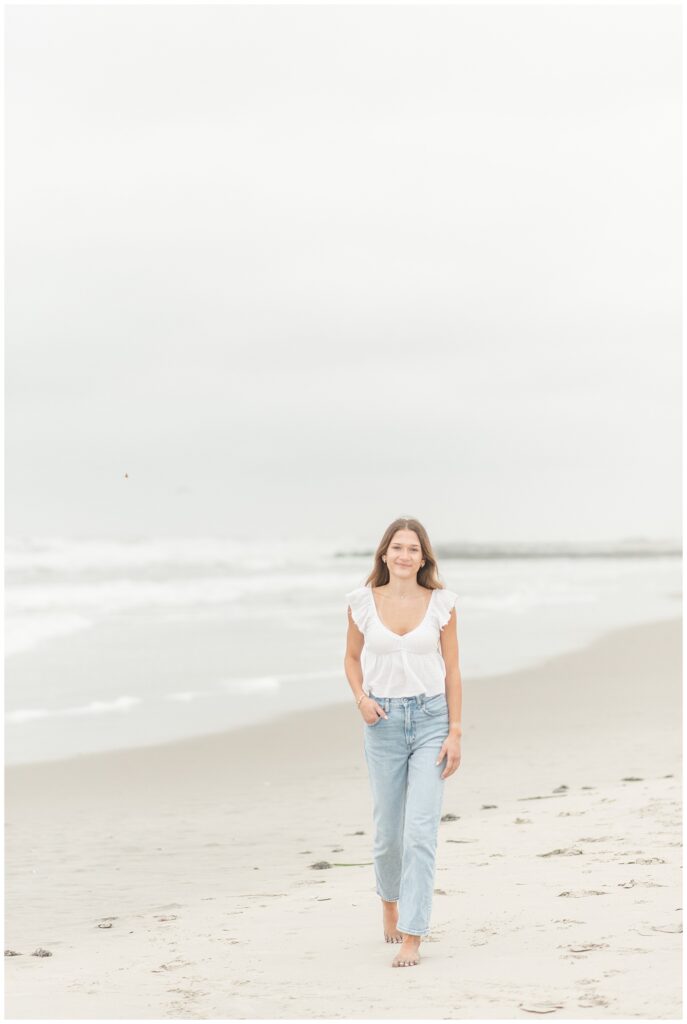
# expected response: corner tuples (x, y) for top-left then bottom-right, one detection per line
(397, 925), (429, 937)
(377, 891), (400, 902)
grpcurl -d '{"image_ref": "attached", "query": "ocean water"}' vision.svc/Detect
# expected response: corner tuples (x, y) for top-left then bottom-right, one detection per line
(5, 536), (681, 766)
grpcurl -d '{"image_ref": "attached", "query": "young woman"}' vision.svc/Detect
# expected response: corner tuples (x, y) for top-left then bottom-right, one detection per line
(344, 517), (462, 968)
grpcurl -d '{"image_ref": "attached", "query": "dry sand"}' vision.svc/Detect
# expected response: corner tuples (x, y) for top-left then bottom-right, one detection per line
(5, 618), (682, 1019)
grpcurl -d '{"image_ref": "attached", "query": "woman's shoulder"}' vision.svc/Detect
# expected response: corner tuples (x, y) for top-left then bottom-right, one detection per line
(432, 587), (458, 630)
(346, 585), (372, 634)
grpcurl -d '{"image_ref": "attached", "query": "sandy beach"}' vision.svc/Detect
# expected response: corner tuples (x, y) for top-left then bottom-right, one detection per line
(5, 617), (682, 1020)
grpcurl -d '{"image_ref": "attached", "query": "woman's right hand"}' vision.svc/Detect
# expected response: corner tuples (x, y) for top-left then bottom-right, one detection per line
(359, 695), (388, 725)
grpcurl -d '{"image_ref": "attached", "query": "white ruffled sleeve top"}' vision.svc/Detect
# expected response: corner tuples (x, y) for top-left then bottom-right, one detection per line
(345, 585), (458, 698)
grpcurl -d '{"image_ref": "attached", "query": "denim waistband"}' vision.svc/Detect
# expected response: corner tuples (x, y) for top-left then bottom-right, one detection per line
(366, 692), (445, 711)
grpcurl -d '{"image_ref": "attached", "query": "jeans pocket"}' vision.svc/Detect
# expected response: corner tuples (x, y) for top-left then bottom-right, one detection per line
(365, 697), (387, 726)
(423, 694), (448, 717)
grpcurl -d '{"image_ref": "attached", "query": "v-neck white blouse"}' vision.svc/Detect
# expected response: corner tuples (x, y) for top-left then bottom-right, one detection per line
(346, 585), (458, 697)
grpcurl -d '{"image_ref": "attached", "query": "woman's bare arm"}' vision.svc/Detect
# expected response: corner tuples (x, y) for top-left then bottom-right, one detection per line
(343, 608), (366, 704)
(439, 608), (462, 737)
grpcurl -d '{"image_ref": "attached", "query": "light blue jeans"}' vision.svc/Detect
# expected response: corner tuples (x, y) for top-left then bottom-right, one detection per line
(363, 691), (448, 936)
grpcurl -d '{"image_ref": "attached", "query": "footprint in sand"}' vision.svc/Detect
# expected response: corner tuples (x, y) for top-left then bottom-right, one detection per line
(539, 847), (584, 857)
(519, 1000), (565, 1014)
(561, 942), (610, 954)
(578, 993), (610, 1008)
(470, 925), (499, 947)
(618, 879), (665, 889)
(519, 794), (565, 802)
(558, 889), (607, 898)
(576, 836), (618, 843)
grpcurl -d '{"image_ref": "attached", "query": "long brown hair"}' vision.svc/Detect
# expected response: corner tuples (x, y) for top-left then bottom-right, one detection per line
(364, 517), (445, 591)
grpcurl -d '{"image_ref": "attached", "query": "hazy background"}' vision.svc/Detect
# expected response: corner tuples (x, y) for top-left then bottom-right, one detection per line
(4, 3), (681, 765)
(5, 2), (681, 545)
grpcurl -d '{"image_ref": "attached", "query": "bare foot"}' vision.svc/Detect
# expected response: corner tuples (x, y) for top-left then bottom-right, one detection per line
(382, 899), (403, 943)
(392, 934), (422, 967)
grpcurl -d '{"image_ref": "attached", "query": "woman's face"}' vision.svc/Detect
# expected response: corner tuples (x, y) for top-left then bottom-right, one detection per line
(384, 529), (424, 580)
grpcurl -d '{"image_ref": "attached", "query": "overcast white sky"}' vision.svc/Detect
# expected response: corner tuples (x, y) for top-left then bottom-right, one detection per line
(5, 3), (681, 545)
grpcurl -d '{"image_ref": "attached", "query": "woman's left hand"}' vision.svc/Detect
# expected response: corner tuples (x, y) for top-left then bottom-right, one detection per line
(436, 735), (462, 779)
